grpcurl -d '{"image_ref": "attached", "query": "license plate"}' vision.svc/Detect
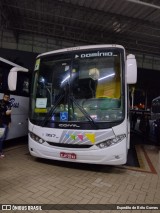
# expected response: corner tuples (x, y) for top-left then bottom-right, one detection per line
(60, 152), (76, 159)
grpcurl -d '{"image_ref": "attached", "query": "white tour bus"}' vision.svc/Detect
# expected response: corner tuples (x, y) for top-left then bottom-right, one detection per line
(0, 57), (29, 139)
(9, 45), (137, 164)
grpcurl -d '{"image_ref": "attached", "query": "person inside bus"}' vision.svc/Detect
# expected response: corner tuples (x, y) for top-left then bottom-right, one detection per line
(0, 91), (12, 158)
(88, 67), (100, 97)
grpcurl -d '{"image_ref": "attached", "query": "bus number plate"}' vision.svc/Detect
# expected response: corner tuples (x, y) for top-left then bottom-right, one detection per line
(60, 152), (76, 159)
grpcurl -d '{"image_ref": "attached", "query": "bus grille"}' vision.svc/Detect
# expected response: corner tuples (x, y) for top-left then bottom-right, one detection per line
(47, 142), (92, 148)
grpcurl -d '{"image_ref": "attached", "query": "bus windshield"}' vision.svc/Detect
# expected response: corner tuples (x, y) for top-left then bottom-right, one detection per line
(30, 48), (124, 126)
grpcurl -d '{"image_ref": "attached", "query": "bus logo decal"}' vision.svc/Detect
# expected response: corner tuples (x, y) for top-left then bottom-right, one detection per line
(65, 133), (70, 138)
(64, 133), (95, 143)
(77, 134), (83, 141)
(9, 98), (19, 108)
(70, 134), (76, 140)
(59, 124), (80, 128)
(85, 133), (95, 143)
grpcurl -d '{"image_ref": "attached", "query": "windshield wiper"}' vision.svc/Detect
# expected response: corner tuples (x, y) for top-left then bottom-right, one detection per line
(40, 93), (64, 127)
(70, 95), (98, 129)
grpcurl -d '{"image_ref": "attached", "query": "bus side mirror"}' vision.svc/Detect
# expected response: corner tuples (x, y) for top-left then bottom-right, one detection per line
(8, 67), (29, 91)
(126, 54), (137, 84)
(8, 71), (17, 91)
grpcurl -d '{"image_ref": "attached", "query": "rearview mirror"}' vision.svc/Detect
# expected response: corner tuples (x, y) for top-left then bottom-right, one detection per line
(8, 67), (28, 91)
(126, 54), (137, 84)
(8, 71), (17, 91)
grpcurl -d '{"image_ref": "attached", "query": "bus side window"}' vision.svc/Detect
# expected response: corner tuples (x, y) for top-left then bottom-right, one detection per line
(22, 77), (29, 94)
(16, 72), (30, 97)
(0, 64), (10, 92)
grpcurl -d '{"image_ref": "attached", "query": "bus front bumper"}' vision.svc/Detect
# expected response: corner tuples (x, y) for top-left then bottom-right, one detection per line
(28, 137), (127, 165)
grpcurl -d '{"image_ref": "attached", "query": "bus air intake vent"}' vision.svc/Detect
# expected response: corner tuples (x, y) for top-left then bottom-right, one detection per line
(47, 142), (92, 148)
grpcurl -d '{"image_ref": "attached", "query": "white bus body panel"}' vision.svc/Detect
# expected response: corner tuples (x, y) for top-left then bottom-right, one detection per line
(29, 120), (128, 165)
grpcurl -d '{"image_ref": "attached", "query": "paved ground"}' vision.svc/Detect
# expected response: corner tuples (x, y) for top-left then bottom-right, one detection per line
(0, 134), (160, 213)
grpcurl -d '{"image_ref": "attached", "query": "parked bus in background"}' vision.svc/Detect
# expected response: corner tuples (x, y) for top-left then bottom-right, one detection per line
(0, 57), (29, 139)
(8, 45), (137, 165)
(151, 96), (160, 144)
(151, 96), (160, 116)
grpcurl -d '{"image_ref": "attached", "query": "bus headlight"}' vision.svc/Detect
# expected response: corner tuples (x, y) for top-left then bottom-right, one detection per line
(96, 134), (126, 149)
(29, 132), (45, 144)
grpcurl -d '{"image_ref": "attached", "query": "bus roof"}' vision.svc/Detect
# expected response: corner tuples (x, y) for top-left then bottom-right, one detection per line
(0, 57), (25, 68)
(37, 44), (125, 58)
